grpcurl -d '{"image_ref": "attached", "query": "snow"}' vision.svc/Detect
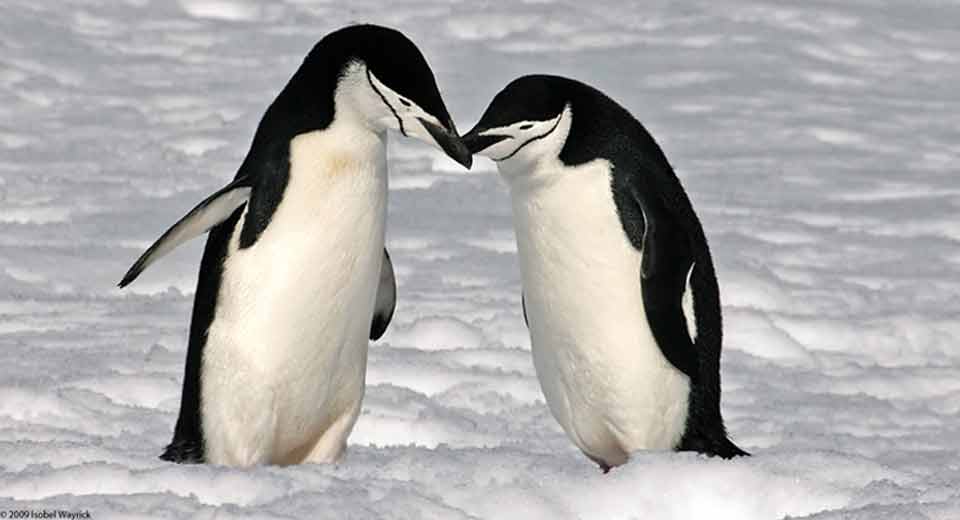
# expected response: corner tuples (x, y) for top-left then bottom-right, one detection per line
(1, 0), (959, 518)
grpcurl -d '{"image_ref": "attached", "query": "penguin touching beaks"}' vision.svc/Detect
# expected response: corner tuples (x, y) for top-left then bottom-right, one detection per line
(462, 75), (747, 471)
(119, 24), (471, 466)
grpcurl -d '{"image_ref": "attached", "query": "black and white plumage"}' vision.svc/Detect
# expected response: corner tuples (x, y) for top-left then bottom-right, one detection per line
(463, 75), (747, 471)
(119, 24), (470, 466)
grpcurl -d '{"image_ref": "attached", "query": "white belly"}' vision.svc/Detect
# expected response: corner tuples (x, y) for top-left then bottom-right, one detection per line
(509, 160), (690, 465)
(201, 128), (387, 465)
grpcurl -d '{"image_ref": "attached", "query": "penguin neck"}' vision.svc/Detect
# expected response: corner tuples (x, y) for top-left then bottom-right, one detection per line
(499, 155), (564, 194)
(284, 63), (390, 191)
(277, 61), (392, 179)
(322, 64), (391, 178)
(255, 60), (390, 152)
(331, 61), (395, 136)
(289, 115), (388, 187)
(497, 105), (574, 192)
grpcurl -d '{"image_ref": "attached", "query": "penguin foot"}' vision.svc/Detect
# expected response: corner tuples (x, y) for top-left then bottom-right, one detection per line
(678, 433), (749, 459)
(585, 454), (613, 473)
(159, 439), (204, 463)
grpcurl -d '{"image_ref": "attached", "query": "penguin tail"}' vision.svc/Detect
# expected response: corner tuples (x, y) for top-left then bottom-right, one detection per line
(159, 438), (204, 464)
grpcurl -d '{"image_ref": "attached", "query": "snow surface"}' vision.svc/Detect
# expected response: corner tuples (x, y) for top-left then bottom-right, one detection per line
(2, 0), (960, 518)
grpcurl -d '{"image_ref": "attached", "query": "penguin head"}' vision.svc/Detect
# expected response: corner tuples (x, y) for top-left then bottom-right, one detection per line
(462, 75), (573, 174)
(298, 24), (471, 168)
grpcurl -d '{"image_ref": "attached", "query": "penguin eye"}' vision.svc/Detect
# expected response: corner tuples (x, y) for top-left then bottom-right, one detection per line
(518, 123), (534, 131)
(399, 98), (412, 108)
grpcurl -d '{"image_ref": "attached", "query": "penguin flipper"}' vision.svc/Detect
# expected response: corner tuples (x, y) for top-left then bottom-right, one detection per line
(370, 248), (396, 340)
(627, 157), (748, 457)
(118, 177), (252, 288)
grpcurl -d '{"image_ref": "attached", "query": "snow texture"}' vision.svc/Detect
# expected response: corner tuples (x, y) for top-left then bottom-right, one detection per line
(2, 0), (959, 518)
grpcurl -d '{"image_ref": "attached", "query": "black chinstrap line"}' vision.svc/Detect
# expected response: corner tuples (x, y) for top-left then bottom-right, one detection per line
(366, 68), (406, 137)
(494, 112), (564, 162)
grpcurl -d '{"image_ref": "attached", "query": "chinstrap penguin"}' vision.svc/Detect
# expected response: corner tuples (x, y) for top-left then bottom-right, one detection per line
(119, 24), (471, 466)
(462, 75), (747, 471)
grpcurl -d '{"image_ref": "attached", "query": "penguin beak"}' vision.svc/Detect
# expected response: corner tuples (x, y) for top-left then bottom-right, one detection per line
(418, 117), (473, 169)
(462, 126), (510, 157)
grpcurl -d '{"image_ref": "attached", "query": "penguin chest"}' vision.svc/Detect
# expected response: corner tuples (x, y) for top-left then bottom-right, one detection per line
(509, 160), (690, 458)
(201, 129), (387, 461)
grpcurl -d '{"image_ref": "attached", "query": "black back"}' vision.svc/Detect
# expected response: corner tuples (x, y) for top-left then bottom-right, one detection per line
(160, 207), (242, 462)
(478, 75), (747, 458)
(161, 24), (442, 462)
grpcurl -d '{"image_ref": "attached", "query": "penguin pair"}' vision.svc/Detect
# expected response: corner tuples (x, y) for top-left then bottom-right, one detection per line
(121, 24), (746, 470)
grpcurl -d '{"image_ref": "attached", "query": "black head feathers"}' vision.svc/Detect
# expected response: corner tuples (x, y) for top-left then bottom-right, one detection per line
(259, 24), (454, 141)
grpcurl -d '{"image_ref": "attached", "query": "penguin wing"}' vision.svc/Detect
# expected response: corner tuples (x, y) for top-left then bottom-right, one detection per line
(627, 155), (723, 391)
(630, 157), (748, 456)
(118, 176), (252, 288)
(370, 248), (396, 340)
